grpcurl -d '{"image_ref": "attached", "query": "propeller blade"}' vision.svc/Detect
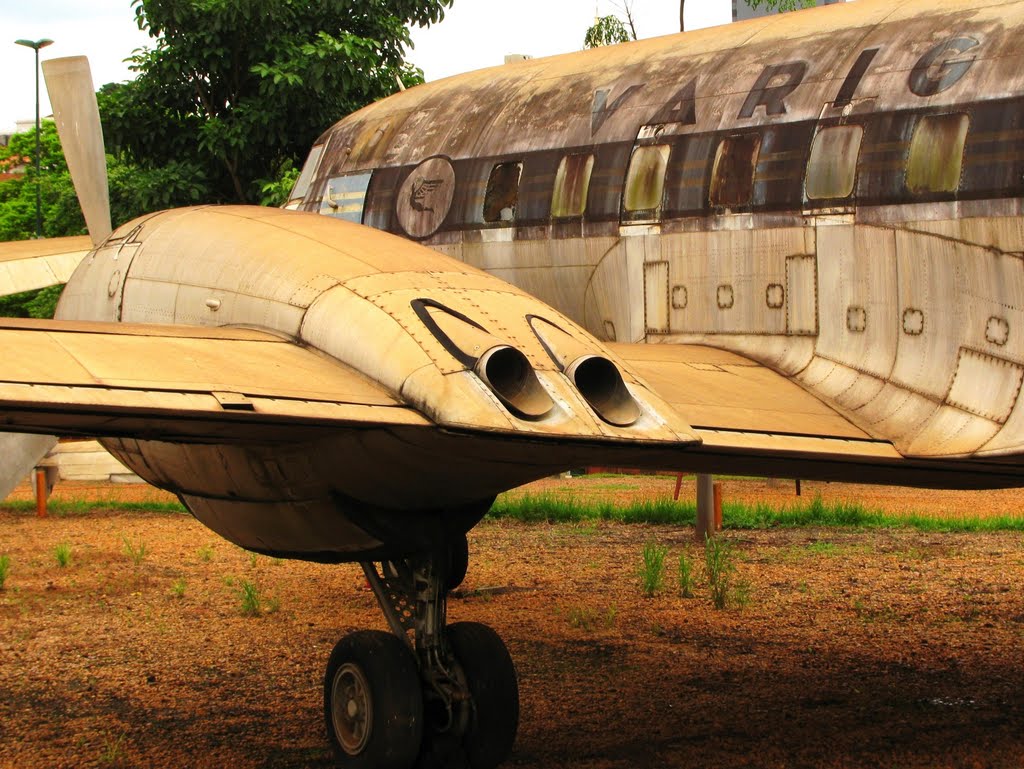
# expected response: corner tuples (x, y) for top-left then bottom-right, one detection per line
(42, 56), (112, 246)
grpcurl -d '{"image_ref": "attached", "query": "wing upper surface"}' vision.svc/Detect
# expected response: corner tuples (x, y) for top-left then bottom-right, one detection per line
(0, 236), (91, 296)
(0, 318), (429, 442)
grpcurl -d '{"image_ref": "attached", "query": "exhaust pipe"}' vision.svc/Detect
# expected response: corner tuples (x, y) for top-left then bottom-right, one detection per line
(475, 346), (553, 420)
(565, 355), (640, 427)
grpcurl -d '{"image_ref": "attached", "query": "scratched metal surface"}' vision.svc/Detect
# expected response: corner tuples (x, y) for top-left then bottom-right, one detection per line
(294, 0), (1024, 461)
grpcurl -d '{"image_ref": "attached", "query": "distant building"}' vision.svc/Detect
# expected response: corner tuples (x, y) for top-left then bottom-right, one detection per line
(733, 0), (846, 22)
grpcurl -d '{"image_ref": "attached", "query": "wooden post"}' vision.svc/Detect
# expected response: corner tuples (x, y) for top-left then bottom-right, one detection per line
(713, 481), (723, 531)
(795, 479), (802, 496)
(34, 468), (47, 518)
(695, 473), (715, 541)
(673, 472), (684, 501)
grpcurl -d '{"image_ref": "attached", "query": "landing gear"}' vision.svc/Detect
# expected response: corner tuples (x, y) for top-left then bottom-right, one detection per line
(324, 631), (423, 769)
(323, 535), (518, 769)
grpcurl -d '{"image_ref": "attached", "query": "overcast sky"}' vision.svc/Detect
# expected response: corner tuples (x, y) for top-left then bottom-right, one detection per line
(1, 0), (731, 135)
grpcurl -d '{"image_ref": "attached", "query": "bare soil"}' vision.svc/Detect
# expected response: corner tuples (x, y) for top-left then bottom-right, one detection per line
(1, 476), (1023, 769)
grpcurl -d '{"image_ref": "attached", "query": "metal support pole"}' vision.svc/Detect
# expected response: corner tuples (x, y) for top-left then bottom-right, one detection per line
(33, 46), (41, 238)
(14, 38), (53, 239)
(695, 473), (715, 541)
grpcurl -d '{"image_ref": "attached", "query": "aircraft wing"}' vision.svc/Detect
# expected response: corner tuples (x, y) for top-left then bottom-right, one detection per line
(608, 342), (1023, 488)
(0, 317), (429, 443)
(0, 236), (92, 296)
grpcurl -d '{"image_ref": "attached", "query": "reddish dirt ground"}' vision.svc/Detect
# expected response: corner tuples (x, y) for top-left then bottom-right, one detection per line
(1, 476), (1022, 768)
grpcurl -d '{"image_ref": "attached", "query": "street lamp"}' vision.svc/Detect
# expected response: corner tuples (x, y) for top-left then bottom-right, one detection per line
(15, 38), (54, 239)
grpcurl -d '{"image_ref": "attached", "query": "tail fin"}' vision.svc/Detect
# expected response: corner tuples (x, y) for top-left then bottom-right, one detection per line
(0, 433), (57, 501)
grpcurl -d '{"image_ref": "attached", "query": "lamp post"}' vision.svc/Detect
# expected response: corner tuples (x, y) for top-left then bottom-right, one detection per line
(14, 38), (54, 239)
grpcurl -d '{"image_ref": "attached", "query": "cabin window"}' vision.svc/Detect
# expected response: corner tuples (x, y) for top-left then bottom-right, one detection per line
(805, 125), (862, 200)
(483, 162), (523, 222)
(319, 171), (373, 222)
(623, 145), (669, 216)
(551, 153), (595, 218)
(906, 112), (969, 194)
(709, 134), (761, 208)
(287, 142), (325, 208)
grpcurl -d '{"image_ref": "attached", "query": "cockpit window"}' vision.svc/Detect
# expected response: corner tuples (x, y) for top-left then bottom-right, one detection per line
(287, 143), (326, 208)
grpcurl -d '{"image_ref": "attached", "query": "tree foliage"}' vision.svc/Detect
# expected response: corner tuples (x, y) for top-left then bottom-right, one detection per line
(745, 0), (816, 11)
(100, 0), (453, 204)
(584, 15), (633, 48)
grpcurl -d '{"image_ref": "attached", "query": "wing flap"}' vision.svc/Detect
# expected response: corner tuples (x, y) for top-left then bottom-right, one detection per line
(611, 342), (871, 440)
(0, 319), (429, 442)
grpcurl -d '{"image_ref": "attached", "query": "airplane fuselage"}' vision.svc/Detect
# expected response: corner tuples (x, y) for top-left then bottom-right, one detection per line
(292, 0), (1024, 463)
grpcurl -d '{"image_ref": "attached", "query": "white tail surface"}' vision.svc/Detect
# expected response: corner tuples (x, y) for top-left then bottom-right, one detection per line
(0, 433), (57, 501)
(42, 56), (111, 246)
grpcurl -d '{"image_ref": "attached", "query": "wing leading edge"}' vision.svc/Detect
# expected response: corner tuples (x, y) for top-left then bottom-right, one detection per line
(0, 318), (429, 443)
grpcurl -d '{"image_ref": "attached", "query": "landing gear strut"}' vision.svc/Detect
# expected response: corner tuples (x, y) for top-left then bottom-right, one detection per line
(323, 535), (518, 769)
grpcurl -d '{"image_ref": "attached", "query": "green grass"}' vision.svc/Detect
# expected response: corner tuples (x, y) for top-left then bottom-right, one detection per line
(638, 541), (668, 597)
(53, 542), (72, 568)
(0, 555), (10, 590)
(1, 499), (186, 516)
(121, 535), (148, 566)
(170, 578), (186, 599)
(489, 492), (1024, 532)
(196, 545), (215, 563)
(234, 578), (278, 617)
(705, 536), (750, 610)
(678, 551), (696, 598)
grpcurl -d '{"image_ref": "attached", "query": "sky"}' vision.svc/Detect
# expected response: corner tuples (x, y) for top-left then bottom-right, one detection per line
(0, 0), (731, 135)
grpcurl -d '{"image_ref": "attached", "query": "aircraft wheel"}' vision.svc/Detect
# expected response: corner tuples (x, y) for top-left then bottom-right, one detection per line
(445, 534), (469, 592)
(448, 621), (519, 769)
(324, 630), (424, 769)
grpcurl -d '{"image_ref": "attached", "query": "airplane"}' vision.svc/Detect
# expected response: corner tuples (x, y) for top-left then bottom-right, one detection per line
(2, 0), (1024, 766)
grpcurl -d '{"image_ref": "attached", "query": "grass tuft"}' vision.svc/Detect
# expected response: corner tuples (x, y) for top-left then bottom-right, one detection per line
(638, 541), (668, 597)
(235, 578), (279, 617)
(0, 554), (9, 590)
(705, 536), (750, 610)
(678, 551), (696, 598)
(53, 542), (72, 568)
(121, 535), (148, 566)
(171, 578), (186, 599)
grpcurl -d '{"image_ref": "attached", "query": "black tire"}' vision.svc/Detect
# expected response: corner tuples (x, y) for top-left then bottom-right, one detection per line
(324, 630), (424, 769)
(448, 622), (519, 769)
(445, 534), (469, 592)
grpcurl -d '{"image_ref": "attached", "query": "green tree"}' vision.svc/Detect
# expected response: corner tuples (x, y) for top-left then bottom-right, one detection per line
(100, 0), (453, 205)
(584, 15), (633, 48)
(0, 122), (81, 241)
(744, 0), (816, 12)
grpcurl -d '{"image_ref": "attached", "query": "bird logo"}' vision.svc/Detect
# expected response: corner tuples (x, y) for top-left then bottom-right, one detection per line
(411, 177), (445, 212)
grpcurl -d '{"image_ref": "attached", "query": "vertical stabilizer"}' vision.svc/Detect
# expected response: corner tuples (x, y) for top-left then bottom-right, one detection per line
(0, 433), (57, 501)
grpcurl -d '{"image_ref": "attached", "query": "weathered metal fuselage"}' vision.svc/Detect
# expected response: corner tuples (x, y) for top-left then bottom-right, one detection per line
(295, 0), (1024, 462)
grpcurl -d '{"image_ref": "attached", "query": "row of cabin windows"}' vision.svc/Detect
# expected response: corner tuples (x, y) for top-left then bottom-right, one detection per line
(478, 111), (970, 223)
